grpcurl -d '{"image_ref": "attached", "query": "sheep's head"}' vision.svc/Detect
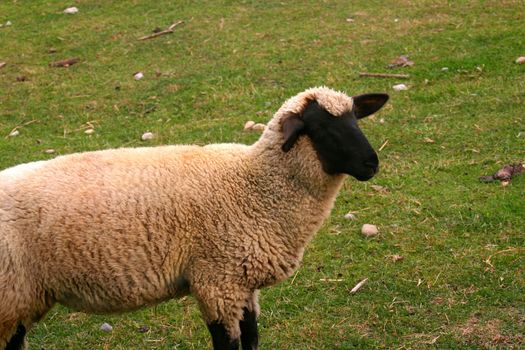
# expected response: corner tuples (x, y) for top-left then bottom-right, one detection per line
(278, 87), (388, 181)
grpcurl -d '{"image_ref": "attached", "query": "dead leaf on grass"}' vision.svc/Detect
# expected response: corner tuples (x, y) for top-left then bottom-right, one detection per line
(388, 55), (414, 68)
(49, 58), (80, 67)
(479, 164), (525, 184)
(389, 254), (404, 262)
(370, 184), (389, 194)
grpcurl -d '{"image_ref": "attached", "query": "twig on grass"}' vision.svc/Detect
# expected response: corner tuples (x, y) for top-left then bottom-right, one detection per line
(138, 21), (184, 40)
(5, 120), (38, 138)
(320, 278), (344, 282)
(63, 120), (99, 137)
(359, 72), (410, 78)
(290, 270), (300, 285)
(378, 139), (389, 152)
(484, 247), (525, 270)
(350, 278), (368, 294)
(429, 271), (442, 288)
(49, 58), (80, 67)
(0, 62), (6, 69)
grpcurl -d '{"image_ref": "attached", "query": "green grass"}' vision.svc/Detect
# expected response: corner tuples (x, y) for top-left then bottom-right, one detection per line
(1, 0), (524, 349)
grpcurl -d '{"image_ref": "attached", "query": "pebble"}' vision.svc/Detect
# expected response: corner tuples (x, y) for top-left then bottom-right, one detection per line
(44, 149), (55, 154)
(100, 323), (113, 332)
(141, 132), (154, 141)
(361, 224), (378, 237)
(244, 121), (255, 130)
(8, 130), (20, 137)
(134, 72), (144, 80)
(63, 7), (79, 14)
(392, 83), (408, 91)
(344, 212), (356, 220)
(84, 128), (95, 135)
(251, 123), (266, 131)
(441, 67), (449, 72)
(515, 56), (525, 64)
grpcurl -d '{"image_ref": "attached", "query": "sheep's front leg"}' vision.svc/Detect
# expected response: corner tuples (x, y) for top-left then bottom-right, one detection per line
(207, 321), (240, 350)
(190, 265), (259, 350)
(4, 325), (27, 350)
(240, 307), (258, 350)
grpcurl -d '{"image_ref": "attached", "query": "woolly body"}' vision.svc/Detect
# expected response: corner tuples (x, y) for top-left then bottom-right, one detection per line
(0, 87), (387, 349)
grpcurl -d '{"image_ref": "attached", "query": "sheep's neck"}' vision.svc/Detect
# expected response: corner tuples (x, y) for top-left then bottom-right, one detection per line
(248, 136), (346, 269)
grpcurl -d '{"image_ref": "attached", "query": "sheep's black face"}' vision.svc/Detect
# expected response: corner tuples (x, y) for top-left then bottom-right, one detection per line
(282, 93), (389, 181)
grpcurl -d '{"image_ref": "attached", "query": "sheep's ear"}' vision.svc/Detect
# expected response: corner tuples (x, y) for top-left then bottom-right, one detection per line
(281, 115), (305, 152)
(352, 93), (389, 119)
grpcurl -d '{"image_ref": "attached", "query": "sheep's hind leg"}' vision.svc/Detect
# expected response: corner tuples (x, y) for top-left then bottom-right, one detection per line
(4, 325), (26, 350)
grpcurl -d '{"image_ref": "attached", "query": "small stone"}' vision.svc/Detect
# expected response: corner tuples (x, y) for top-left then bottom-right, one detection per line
(5, 21), (12, 26)
(100, 323), (113, 332)
(390, 254), (404, 262)
(361, 224), (378, 237)
(441, 67), (449, 72)
(251, 123), (266, 131)
(344, 212), (356, 220)
(84, 128), (95, 135)
(134, 72), (144, 80)
(141, 132), (154, 141)
(8, 130), (20, 137)
(392, 83), (408, 91)
(244, 121), (255, 130)
(63, 7), (79, 14)
(515, 56), (525, 64)
(379, 118), (385, 124)
(346, 17), (354, 23)
(44, 149), (55, 154)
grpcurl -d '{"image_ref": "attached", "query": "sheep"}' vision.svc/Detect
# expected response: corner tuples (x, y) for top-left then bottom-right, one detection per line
(0, 87), (388, 350)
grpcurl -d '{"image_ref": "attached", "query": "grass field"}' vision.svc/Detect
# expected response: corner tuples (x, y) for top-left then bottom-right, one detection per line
(1, 0), (524, 349)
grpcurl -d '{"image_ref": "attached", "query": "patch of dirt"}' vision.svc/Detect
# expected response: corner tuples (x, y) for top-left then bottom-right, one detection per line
(455, 315), (524, 349)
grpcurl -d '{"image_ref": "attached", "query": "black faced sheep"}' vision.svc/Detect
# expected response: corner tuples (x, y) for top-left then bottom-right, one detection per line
(0, 87), (388, 350)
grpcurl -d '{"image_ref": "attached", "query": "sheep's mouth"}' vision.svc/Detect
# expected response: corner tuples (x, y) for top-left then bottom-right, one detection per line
(353, 173), (375, 181)
(350, 166), (378, 181)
